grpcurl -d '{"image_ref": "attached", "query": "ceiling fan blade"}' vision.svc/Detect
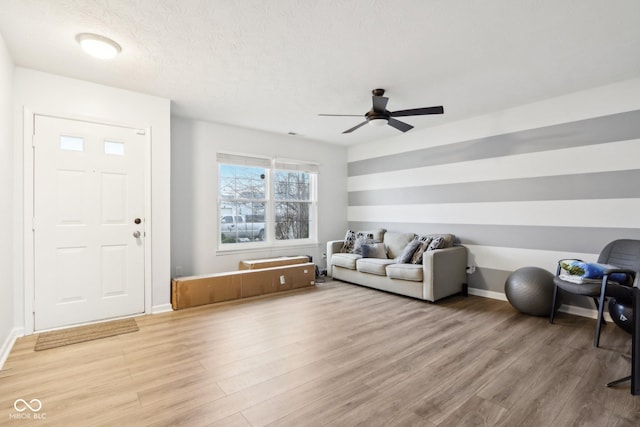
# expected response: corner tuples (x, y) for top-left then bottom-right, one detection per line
(372, 96), (389, 112)
(390, 106), (444, 117)
(387, 118), (413, 132)
(319, 114), (363, 117)
(343, 121), (369, 134)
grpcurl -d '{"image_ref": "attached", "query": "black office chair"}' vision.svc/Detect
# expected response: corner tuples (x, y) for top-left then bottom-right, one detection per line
(549, 239), (640, 347)
(605, 283), (635, 389)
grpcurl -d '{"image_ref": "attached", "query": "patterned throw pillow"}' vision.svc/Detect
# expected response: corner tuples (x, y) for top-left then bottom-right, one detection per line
(340, 230), (356, 253)
(410, 236), (433, 264)
(427, 237), (446, 251)
(394, 239), (421, 264)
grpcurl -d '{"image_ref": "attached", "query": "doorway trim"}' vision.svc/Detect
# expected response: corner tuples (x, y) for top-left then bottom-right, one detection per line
(22, 108), (153, 334)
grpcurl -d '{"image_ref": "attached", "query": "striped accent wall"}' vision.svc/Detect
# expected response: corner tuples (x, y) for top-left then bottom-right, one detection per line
(346, 80), (640, 309)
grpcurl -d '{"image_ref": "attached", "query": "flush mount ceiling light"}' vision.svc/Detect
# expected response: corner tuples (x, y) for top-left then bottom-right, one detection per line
(76, 33), (121, 59)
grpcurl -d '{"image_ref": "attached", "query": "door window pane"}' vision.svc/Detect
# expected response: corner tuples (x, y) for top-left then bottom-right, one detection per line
(104, 140), (125, 155)
(60, 135), (84, 152)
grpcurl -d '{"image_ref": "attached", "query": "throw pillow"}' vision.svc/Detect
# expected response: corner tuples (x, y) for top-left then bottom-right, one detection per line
(352, 235), (365, 254)
(356, 231), (375, 240)
(340, 230), (356, 253)
(351, 232), (376, 254)
(410, 237), (433, 264)
(394, 239), (421, 264)
(427, 237), (446, 251)
(362, 242), (387, 259)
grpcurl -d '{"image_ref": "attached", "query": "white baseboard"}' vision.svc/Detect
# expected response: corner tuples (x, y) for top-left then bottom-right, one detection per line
(468, 287), (612, 322)
(151, 303), (173, 314)
(0, 327), (24, 370)
(468, 287), (508, 301)
(557, 303), (613, 323)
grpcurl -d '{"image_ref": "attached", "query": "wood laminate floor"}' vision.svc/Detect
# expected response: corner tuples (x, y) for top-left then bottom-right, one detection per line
(1, 281), (638, 426)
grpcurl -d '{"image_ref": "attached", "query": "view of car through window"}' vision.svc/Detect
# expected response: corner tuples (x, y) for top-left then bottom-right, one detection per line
(218, 157), (316, 247)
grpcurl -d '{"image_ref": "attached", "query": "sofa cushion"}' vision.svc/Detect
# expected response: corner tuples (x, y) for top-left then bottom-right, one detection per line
(356, 258), (395, 276)
(362, 242), (387, 259)
(386, 263), (424, 282)
(383, 232), (416, 259)
(332, 253), (362, 270)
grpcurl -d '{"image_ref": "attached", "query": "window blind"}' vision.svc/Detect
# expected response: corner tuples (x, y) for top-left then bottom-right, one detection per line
(274, 159), (319, 173)
(217, 153), (271, 168)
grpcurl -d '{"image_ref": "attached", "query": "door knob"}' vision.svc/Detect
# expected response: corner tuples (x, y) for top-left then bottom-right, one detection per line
(133, 231), (141, 238)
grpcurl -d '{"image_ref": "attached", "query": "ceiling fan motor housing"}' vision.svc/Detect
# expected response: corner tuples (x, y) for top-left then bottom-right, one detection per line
(366, 111), (389, 121)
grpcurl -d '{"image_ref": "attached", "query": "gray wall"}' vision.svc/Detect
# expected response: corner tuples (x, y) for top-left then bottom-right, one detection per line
(347, 78), (640, 310)
(171, 117), (348, 276)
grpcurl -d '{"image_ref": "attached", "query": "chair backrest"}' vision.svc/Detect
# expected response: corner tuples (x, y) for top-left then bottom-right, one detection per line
(597, 239), (640, 275)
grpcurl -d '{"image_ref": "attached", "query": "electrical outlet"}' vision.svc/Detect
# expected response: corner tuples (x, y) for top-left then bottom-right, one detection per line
(280, 275), (286, 285)
(466, 265), (476, 274)
(175, 265), (183, 277)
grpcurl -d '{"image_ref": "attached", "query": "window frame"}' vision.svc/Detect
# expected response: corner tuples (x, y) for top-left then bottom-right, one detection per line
(216, 153), (318, 252)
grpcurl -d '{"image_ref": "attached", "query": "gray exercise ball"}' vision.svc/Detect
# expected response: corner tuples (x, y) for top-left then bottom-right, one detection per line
(505, 266), (559, 316)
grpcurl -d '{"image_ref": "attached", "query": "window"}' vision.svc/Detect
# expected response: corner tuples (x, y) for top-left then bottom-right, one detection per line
(274, 162), (314, 241)
(217, 153), (318, 249)
(59, 135), (84, 152)
(104, 140), (125, 155)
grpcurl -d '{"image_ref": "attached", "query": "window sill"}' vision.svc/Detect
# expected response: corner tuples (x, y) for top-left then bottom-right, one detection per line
(216, 241), (320, 256)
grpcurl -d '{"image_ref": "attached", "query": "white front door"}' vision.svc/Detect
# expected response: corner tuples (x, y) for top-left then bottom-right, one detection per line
(33, 115), (146, 331)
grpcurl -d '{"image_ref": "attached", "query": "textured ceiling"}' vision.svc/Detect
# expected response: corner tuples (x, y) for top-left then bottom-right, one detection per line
(1, 0), (640, 145)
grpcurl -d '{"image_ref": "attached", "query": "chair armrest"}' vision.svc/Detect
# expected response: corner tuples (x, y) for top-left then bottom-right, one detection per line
(602, 268), (637, 287)
(422, 246), (468, 301)
(601, 267), (636, 276)
(326, 240), (345, 277)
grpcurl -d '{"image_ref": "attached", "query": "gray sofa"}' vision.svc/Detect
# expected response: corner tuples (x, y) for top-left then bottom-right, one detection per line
(327, 229), (467, 302)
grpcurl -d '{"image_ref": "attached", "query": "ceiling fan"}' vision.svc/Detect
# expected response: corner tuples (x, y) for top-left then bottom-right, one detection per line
(319, 88), (444, 134)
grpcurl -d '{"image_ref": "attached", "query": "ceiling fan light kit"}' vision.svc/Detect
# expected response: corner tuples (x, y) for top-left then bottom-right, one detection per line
(369, 117), (388, 127)
(319, 88), (444, 134)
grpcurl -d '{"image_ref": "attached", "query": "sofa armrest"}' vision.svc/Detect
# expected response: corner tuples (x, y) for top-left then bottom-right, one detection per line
(326, 240), (345, 277)
(422, 245), (468, 301)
